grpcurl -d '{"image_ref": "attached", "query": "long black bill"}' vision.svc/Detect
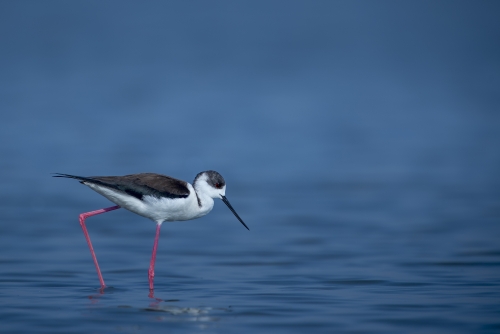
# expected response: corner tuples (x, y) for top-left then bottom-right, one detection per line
(221, 195), (249, 230)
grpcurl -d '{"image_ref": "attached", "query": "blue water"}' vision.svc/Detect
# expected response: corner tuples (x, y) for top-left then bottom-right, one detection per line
(1, 1), (500, 333)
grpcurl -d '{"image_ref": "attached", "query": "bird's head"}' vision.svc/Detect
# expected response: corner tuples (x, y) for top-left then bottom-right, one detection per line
(193, 170), (226, 199)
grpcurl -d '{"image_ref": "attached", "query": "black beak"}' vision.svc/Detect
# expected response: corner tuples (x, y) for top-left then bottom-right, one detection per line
(221, 196), (249, 230)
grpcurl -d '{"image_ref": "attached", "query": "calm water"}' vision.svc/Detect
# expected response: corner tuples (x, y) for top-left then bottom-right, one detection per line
(1, 1), (500, 333)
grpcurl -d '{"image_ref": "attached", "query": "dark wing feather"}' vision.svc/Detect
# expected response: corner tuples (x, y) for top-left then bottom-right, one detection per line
(53, 173), (190, 200)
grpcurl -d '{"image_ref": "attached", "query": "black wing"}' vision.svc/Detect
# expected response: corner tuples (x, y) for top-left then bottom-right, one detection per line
(53, 173), (190, 200)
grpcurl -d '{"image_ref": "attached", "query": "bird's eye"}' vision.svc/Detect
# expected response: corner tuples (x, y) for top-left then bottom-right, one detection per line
(215, 183), (221, 188)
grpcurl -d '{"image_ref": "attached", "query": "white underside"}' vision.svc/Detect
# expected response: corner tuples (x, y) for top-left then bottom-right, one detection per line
(84, 182), (215, 224)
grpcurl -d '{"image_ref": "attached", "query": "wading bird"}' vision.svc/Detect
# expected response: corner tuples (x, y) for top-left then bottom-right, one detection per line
(54, 171), (248, 291)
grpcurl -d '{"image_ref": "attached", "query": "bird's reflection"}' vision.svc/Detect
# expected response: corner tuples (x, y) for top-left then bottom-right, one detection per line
(87, 286), (106, 304)
(148, 289), (163, 308)
(86, 287), (226, 325)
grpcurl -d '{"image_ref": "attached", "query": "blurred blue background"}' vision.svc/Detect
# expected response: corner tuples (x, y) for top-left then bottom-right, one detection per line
(0, 1), (499, 333)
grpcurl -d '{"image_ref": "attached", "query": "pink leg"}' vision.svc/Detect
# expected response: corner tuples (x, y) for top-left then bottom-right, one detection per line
(148, 223), (162, 291)
(79, 205), (120, 289)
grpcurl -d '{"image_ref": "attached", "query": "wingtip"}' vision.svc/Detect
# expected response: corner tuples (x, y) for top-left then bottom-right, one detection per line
(52, 173), (69, 178)
(51, 173), (83, 180)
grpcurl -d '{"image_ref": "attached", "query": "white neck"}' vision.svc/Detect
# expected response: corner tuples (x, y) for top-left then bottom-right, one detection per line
(192, 185), (215, 217)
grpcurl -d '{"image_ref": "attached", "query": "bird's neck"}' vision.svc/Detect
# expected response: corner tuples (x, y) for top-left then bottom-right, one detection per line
(193, 187), (215, 216)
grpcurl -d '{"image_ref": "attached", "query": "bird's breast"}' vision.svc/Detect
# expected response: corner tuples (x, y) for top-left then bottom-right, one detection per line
(141, 192), (211, 222)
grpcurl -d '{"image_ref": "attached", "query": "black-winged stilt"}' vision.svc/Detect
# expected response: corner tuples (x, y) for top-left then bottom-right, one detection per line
(54, 171), (248, 291)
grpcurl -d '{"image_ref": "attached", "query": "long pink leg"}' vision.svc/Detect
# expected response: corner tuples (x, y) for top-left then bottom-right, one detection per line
(79, 205), (120, 288)
(148, 223), (162, 291)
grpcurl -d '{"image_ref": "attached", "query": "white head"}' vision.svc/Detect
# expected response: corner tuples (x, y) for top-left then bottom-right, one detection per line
(193, 170), (249, 230)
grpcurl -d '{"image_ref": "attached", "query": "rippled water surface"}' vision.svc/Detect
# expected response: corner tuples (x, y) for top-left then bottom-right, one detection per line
(3, 181), (499, 333)
(1, 1), (500, 333)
